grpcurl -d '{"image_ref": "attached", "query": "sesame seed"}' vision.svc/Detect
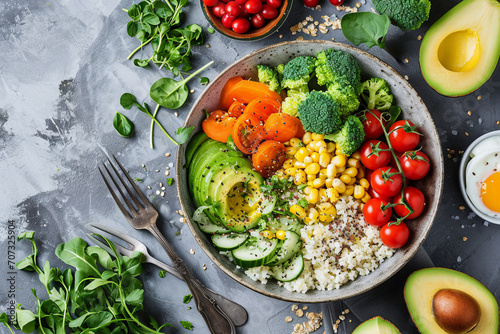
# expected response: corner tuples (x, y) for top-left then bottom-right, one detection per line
(190, 249), (195, 254)
(165, 153), (171, 157)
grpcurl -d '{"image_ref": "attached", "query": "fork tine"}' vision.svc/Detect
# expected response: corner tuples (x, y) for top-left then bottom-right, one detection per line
(112, 155), (152, 208)
(86, 223), (145, 249)
(99, 166), (135, 219)
(106, 157), (145, 211)
(86, 233), (135, 258)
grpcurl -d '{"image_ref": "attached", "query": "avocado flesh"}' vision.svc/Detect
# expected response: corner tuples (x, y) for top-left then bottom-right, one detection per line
(404, 267), (499, 334)
(419, 0), (500, 96)
(185, 132), (209, 168)
(352, 316), (400, 334)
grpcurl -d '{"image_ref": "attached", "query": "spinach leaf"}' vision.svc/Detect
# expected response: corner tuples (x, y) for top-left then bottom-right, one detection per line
(341, 12), (391, 48)
(113, 112), (135, 137)
(175, 126), (195, 145)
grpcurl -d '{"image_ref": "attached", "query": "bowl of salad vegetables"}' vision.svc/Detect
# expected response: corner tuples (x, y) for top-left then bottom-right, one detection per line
(176, 40), (444, 302)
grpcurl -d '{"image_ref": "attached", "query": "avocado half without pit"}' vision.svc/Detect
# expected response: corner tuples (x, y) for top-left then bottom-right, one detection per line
(419, 0), (500, 96)
(405, 268), (499, 334)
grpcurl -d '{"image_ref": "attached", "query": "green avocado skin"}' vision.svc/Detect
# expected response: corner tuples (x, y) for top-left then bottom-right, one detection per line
(187, 137), (263, 232)
(352, 316), (400, 334)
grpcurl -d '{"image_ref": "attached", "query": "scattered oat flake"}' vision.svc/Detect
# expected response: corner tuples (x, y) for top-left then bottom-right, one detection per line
(286, 316), (293, 323)
(467, 110), (472, 116)
(302, 306), (308, 310)
(190, 249), (195, 254)
(165, 152), (171, 157)
(477, 95), (482, 100)
(292, 305), (299, 312)
(465, 132), (469, 136)
(297, 36), (304, 40)
(279, 34), (283, 38)
(459, 206), (465, 210)
(463, 237), (468, 241)
(296, 309), (304, 317)
(418, 35), (422, 40)
(160, 191), (165, 197)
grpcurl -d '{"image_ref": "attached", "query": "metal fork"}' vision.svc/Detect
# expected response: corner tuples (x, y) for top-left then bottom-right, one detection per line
(84, 223), (248, 326)
(99, 156), (237, 334)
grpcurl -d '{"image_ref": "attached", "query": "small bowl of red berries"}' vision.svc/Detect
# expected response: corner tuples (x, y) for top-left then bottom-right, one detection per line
(201, 0), (292, 40)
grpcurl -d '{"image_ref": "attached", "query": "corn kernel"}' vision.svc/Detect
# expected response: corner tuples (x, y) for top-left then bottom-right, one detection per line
(325, 178), (334, 188)
(315, 141), (327, 152)
(351, 151), (361, 160)
(319, 169), (328, 179)
(286, 147), (298, 156)
(332, 178), (346, 193)
(326, 164), (337, 178)
(283, 159), (295, 169)
(276, 230), (286, 240)
(326, 142), (336, 153)
(335, 149), (343, 155)
(290, 204), (307, 219)
(357, 167), (365, 179)
(337, 165), (346, 173)
(306, 142), (316, 152)
(332, 155), (346, 167)
(319, 153), (331, 167)
(328, 188), (340, 203)
(307, 174), (316, 181)
(308, 188), (319, 204)
(340, 174), (352, 184)
(336, 142), (342, 150)
(302, 132), (312, 145)
(290, 138), (302, 147)
(312, 178), (325, 188)
(303, 186), (312, 195)
(311, 152), (320, 163)
(294, 169), (306, 185)
(262, 230), (275, 239)
(347, 177), (357, 185)
(285, 167), (297, 176)
(311, 133), (325, 141)
(319, 188), (328, 200)
(295, 147), (309, 162)
(344, 185), (354, 196)
(303, 156), (313, 166)
(318, 146), (328, 154)
(308, 207), (319, 220)
(359, 178), (370, 189)
(359, 203), (365, 211)
(294, 161), (306, 169)
(347, 158), (361, 168)
(343, 167), (358, 178)
(361, 193), (372, 203)
(354, 185), (366, 199)
(275, 169), (286, 178)
(305, 163), (321, 175)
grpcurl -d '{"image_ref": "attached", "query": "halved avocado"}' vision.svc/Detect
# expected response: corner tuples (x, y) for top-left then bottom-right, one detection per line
(404, 267), (499, 334)
(185, 132), (209, 168)
(352, 316), (401, 334)
(419, 0), (500, 96)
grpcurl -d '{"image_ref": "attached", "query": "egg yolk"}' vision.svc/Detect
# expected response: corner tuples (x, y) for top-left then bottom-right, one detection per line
(481, 172), (500, 213)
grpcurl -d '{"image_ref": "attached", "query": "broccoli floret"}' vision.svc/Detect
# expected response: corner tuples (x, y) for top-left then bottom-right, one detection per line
(315, 49), (362, 92)
(257, 65), (281, 92)
(282, 92), (307, 117)
(360, 78), (394, 110)
(325, 115), (365, 155)
(372, 0), (431, 31)
(298, 91), (343, 134)
(281, 56), (316, 92)
(327, 79), (361, 117)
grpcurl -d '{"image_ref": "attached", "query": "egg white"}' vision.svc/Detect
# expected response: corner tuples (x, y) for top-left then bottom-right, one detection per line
(465, 150), (500, 218)
(470, 136), (500, 158)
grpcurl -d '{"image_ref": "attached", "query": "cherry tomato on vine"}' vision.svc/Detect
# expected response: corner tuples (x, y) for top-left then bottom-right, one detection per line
(389, 120), (420, 152)
(251, 13), (266, 28)
(232, 17), (251, 33)
(203, 0), (219, 6)
(212, 2), (226, 17)
(329, 0), (344, 6)
(260, 4), (278, 19)
(362, 109), (386, 140)
(380, 221), (409, 249)
(303, 0), (319, 7)
(245, 0), (263, 14)
(371, 166), (403, 198)
(222, 14), (237, 28)
(399, 151), (431, 180)
(393, 186), (425, 220)
(360, 140), (392, 170)
(267, 0), (282, 7)
(363, 198), (392, 227)
(368, 187), (391, 202)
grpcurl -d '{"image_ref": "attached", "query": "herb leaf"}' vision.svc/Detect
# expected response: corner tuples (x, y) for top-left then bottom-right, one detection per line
(341, 12), (391, 49)
(120, 93), (138, 110)
(175, 126), (195, 145)
(113, 112), (135, 137)
(183, 294), (193, 304)
(181, 320), (194, 330)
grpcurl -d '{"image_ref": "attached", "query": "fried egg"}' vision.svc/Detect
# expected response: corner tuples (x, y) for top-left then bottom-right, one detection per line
(466, 150), (500, 218)
(470, 136), (500, 158)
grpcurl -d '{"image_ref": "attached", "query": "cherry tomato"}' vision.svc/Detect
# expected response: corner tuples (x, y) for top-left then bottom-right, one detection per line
(363, 198), (392, 227)
(389, 120), (420, 152)
(264, 113), (302, 142)
(329, 0), (344, 4)
(203, 0), (219, 6)
(239, 6), (252, 17)
(228, 101), (246, 118)
(251, 13), (266, 28)
(303, 0), (319, 7)
(232, 17), (251, 33)
(362, 109), (386, 140)
(212, 2), (226, 17)
(225, 1), (242, 16)
(380, 222), (409, 249)
(245, 0), (263, 14)
(235, 0), (246, 4)
(267, 0), (282, 7)
(252, 140), (287, 178)
(393, 186), (425, 220)
(202, 110), (236, 143)
(260, 4), (278, 19)
(360, 140), (392, 170)
(222, 14), (237, 28)
(232, 114), (265, 154)
(399, 151), (431, 180)
(368, 187), (391, 202)
(371, 166), (403, 198)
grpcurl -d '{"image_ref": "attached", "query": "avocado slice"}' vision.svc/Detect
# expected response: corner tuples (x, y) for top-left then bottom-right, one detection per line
(352, 316), (400, 334)
(404, 267), (499, 334)
(419, 0), (500, 96)
(185, 132), (209, 168)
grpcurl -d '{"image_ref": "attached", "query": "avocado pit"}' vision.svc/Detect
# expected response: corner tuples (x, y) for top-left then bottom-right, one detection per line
(432, 289), (481, 334)
(438, 30), (481, 72)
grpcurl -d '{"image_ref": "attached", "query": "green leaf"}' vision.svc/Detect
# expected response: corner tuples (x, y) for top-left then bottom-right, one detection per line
(127, 21), (140, 37)
(85, 311), (113, 328)
(15, 305), (36, 333)
(125, 289), (144, 306)
(384, 105), (401, 129)
(68, 313), (89, 328)
(142, 12), (160, 25)
(128, 4), (140, 19)
(159, 270), (166, 278)
(200, 77), (209, 86)
(341, 12), (390, 49)
(133, 58), (150, 68)
(183, 294), (192, 304)
(166, 178), (174, 186)
(16, 231), (41, 273)
(113, 112), (135, 137)
(175, 126), (194, 145)
(207, 27), (215, 34)
(121, 251), (143, 277)
(55, 237), (101, 284)
(86, 246), (115, 269)
(101, 270), (117, 280)
(120, 93), (138, 110)
(150, 77), (189, 109)
(84, 278), (112, 291)
(180, 320), (194, 330)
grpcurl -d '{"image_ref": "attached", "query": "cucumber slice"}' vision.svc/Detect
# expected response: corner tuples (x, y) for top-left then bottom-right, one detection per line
(212, 233), (249, 251)
(272, 254), (304, 282)
(232, 235), (278, 269)
(193, 207), (229, 234)
(268, 216), (303, 234)
(265, 231), (302, 266)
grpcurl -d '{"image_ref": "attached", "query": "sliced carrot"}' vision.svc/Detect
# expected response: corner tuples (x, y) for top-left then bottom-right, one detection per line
(264, 113), (302, 142)
(228, 101), (246, 118)
(252, 140), (287, 178)
(243, 98), (281, 122)
(220, 80), (282, 110)
(219, 76), (243, 110)
(202, 110), (237, 143)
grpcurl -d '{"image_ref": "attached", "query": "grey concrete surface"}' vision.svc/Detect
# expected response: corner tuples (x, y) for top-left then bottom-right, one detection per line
(0, 0), (499, 333)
